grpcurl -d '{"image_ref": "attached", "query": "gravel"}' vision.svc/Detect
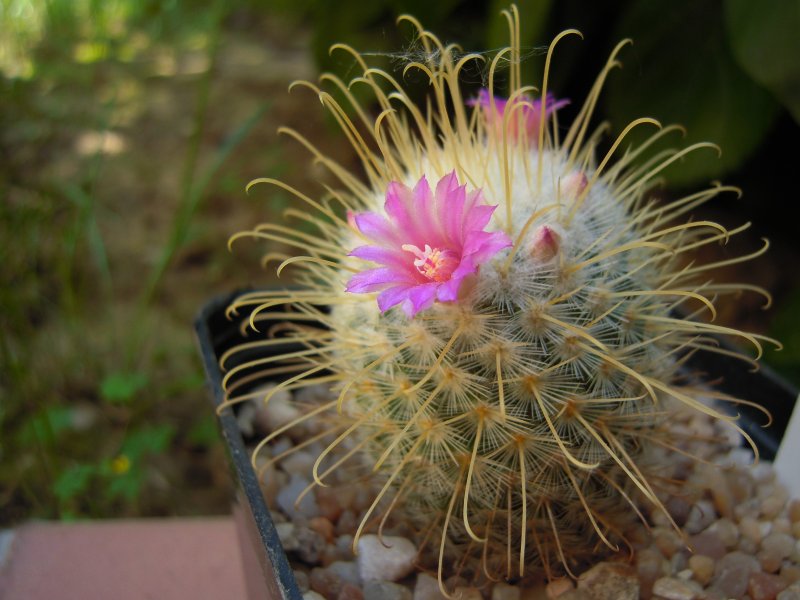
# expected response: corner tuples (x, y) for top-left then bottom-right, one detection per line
(244, 385), (800, 599)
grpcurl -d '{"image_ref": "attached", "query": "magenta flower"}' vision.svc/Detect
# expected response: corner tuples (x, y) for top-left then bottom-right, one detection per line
(346, 172), (513, 317)
(469, 89), (569, 142)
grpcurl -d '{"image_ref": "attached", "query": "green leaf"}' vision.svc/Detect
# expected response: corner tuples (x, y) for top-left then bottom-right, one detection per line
(54, 464), (96, 502)
(606, 0), (779, 188)
(105, 468), (145, 502)
(724, 0), (800, 123)
(121, 424), (175, 460)
(100, 372), (149, 404)
(19, 406), (76, 445)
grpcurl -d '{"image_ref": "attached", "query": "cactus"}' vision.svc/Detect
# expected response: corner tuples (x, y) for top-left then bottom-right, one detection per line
(223, 7), (777, 593)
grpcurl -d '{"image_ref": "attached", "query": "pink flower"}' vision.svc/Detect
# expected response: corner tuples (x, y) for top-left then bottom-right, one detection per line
(346, 172), (512, 317)
(469, 89), (569, 142)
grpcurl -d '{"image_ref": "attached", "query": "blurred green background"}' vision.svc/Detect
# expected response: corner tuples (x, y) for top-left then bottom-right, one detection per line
(1, 0), (798, 524)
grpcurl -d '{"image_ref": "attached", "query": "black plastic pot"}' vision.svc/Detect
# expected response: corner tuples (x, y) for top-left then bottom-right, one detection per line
(195, 291), (304, 600)
(195, 290), (798, 600)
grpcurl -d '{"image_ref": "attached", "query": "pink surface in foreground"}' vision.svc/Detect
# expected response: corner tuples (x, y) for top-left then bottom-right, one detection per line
(0, 518), (249, 600)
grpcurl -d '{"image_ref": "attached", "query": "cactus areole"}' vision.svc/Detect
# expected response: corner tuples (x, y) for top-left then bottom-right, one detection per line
(224, 7), (777, 594)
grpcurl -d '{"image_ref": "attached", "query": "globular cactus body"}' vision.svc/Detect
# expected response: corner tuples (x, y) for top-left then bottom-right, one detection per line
(225, 8), (775, 593)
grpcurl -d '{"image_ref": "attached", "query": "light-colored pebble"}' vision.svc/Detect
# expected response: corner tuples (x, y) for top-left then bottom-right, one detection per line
(748, 571), (788, 600)
(653, 528), (683, 558)
(779, 590), (800, 600)
(303, 592), (326, 600)
(741, 516), (765, 544)
(277, 474), (320, 519)
(271, 436), (293, 456)
(761, 533), (796, 572)
(736, 498), (763, 521)
(253, 384), (299, 433)
(259, 461), (285, 505)
(762, 520), (776, 539)
(315, 486), (346, 522)
(724, 447), (755, 468)
(293, 526), (326, 563)
(741, 536), (760, 555)
(236, 401), (258, 438)
(707, 518), (740, 548)
(762, 490), (789, 520)
(652, 576), (699, 600)
(413, 573), (447, 600)
(713, 551), (762, 598)
(276, 521), (297, 547)
(294, 570), (310, 592)
(752, 462), (777, 484)
(789, 501), (800, 523)
(670, 552), (687, 573)
(452, 587), (482, 600)
(356, 535), (417, 582)
(328, 560), (360, 586)
(689, 531), (726, 559)
(364, 581), (412, 600)
(775, 519), (793, 535)
(309, 517), (335, 543)
(544, 579), (573, 599)
(576, 562), (639, 600)
(688, 554), (715, 585)
(336, 534), (354, 555)
(706, 468), (735, 519)
(685, 499), (717, 534)
(281, 450), (315, 476)
(309, 569), (362, 600)
(783, 564), (800, 584)
(491, 582), (522, 600)
(338, 582), (364, 600)
(335, 510), (357, 536)
(637, 546), (668, 593)
(778, 581), (800, 600)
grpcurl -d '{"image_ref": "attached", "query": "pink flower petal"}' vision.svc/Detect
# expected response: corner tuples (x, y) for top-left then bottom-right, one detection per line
(353, 212), (401, 246)
(346, 267), (415, 293)
(436, 275), (465, 302)
(441, 176), (467, 244)
(462, 203), (496, 235)
(349, 245), (412, 272)
(377, 285), (415, 312)
(406, 283), (439, 315)
(411, 175), (438, 245)
(384, 181), (414, 234)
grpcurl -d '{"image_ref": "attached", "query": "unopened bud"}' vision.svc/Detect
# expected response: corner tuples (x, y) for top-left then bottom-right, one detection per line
(559, 171), (588, 199)
(531, 225), (561, 262)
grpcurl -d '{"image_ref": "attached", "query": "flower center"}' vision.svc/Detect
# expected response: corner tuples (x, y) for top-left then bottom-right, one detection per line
(402, 243), (459, 282)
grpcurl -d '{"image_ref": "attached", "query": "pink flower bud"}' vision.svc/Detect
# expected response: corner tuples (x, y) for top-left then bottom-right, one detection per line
(531, 225), (561, 262)
(559, 171), (588, 199)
